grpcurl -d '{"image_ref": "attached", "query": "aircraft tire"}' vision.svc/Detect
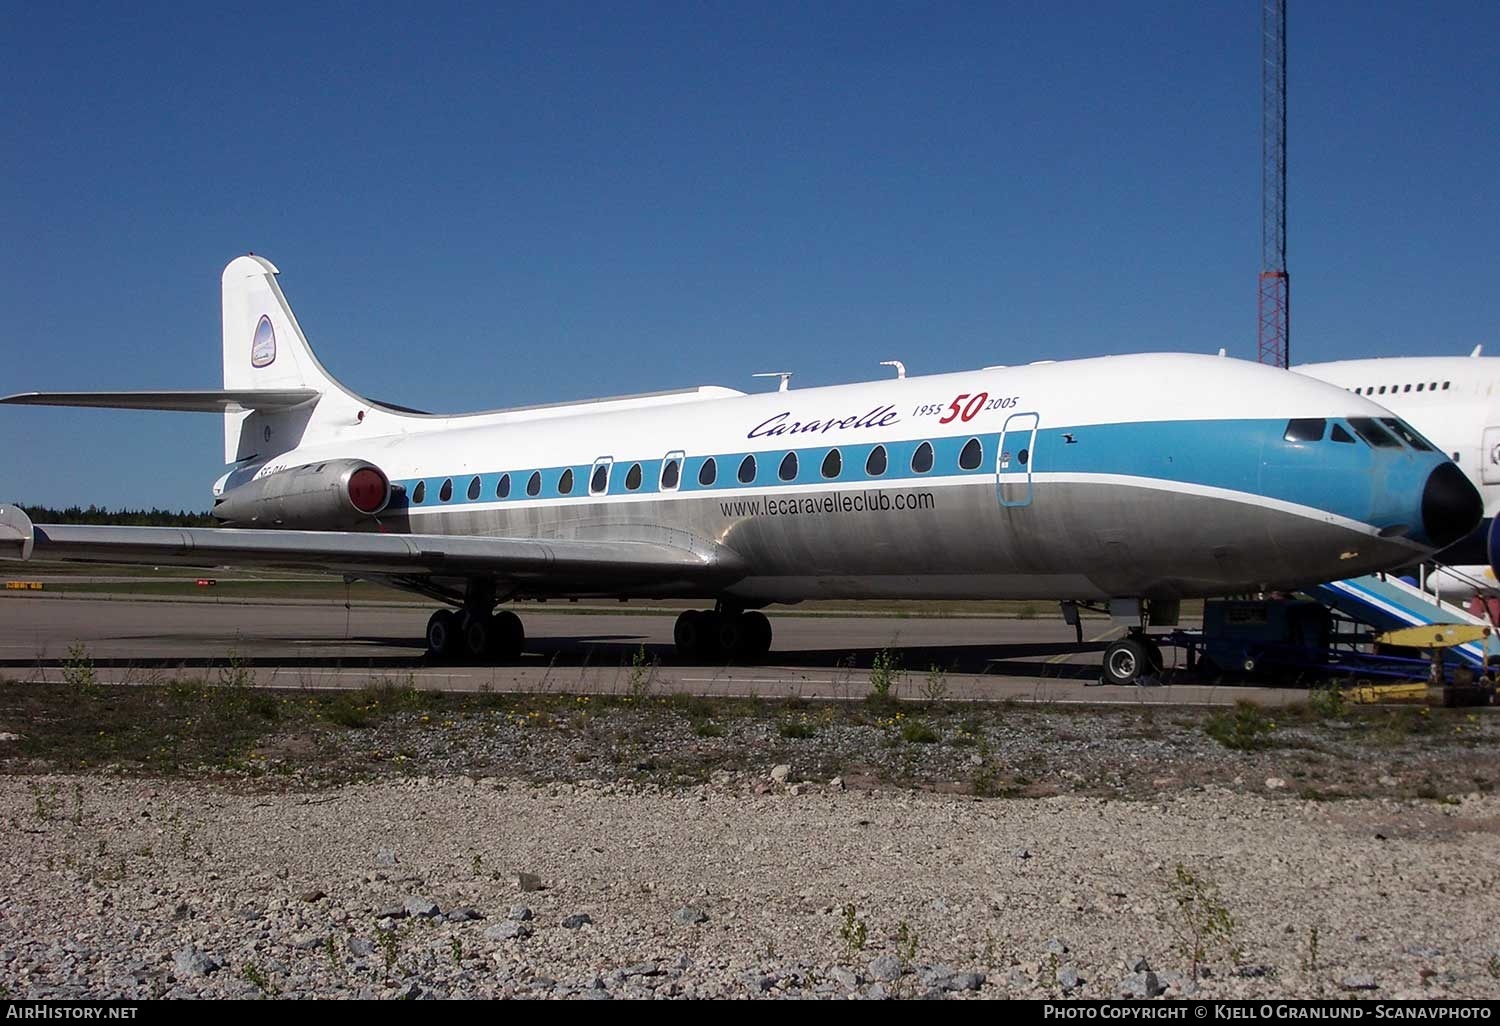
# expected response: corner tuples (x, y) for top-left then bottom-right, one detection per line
(742, 611), (773, 661)
(718, 614), (767, 663)
(1101, 638), (1148, 686)
(491, 610), (525, 661)
(674, 610), (706, 657)
(695, 611), (724, 659)
(426, 609), (460, 660)
(461, 612), (493, 662)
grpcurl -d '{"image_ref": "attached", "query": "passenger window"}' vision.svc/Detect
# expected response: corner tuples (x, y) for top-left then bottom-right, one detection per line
(497, 473), (511, 499)
(413, 480), (426, 504)
(1403, 384), (1412, 392)
(464, 476), (478, 500)
(1283, 418), (1325, 443)
(1380, 418), (1434, 452)
(1330, 424), (1355, 443)
(866, 445), (888, 476)
(1416, 383), (1424, 392)
(661, 456), (681, 491)
(626, 463), (643, 490)
(912, 441), (934, 474)
(1378, 386), (1387, 394)
(738, 455), (757, 484)
(778, 452), (798, 482)
(959, 437), (983, 469)
(1347, 417), (1401, 448)
(822, 449), (842, 479)
(1443, 382), (1450, 390)
(698, 458), (717, 487)
(526, 471), (542, 497)
(558, 468), (574, 495)
(590, 463), (609, 495)
(439, 478), (453, 502)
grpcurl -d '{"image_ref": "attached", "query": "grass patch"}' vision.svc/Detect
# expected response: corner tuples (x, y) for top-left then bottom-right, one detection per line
(900, 720), (940, 744)
(778, 717), (818, 740)
(1203, 701), (1276, 751)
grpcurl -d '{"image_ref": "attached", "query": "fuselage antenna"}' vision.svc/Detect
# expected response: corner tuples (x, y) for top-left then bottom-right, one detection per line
(753, 372), (793, 392)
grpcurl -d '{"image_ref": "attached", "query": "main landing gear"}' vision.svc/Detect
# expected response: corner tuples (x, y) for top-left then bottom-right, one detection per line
(673, 606), (773, 663)
(425, 607), (525, 663)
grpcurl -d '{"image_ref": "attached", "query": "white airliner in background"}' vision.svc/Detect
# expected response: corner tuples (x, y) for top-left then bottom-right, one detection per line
(1298, 349), (1499, 600)
(0, 256), (1481, 682)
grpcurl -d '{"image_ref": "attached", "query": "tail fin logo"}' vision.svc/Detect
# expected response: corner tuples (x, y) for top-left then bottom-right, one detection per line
(250, 315), (277, 368)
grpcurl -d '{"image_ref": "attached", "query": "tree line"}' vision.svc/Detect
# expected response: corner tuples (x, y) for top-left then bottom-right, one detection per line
(17, 504), (215, 527)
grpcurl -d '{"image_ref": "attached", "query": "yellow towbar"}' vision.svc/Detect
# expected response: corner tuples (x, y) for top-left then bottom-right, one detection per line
(1374, 624), (1490, 649)
(1374, 623), (1495, 707)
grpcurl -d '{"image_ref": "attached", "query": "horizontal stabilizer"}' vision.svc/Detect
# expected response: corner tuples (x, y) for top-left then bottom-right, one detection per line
(0, 389), (320, 413)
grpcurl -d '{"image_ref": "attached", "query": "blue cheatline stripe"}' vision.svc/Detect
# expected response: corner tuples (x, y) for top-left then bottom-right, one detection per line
(388, 417), (1441, 530)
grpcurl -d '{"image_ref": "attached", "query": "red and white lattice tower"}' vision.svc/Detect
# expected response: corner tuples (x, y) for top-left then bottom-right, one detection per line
(1258, 0), (1289, 368)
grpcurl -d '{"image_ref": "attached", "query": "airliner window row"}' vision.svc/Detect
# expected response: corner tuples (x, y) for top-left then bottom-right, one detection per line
(401, 436), (999, 507)
(1350, 381), (1450, 396)
(403, 417), (1424, 509)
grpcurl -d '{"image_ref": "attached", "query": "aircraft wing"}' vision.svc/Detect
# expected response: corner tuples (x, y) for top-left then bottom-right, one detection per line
(0, 389), (320, 413)
(0, 507), (743, 594)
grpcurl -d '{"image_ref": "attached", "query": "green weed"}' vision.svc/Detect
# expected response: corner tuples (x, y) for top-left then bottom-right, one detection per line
(1204, 702), (1275, 751)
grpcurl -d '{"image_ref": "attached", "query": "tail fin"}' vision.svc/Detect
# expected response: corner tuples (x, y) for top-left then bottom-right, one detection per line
(221, 255), (367, 464)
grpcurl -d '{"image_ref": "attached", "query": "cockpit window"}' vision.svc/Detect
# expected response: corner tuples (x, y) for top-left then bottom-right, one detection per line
(1379, 418), (1435, 452)
(1347, 417), (1402, 449)
(1283, 418), (1325, 443)
(1330, 424), (1355, 444)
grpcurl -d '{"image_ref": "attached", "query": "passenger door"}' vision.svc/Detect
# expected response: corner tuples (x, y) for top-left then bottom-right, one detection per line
(997, 412), (1040, 507)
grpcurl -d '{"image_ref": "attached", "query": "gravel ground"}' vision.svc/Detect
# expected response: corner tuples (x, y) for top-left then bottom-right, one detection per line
(3, 773), (1499, 1000)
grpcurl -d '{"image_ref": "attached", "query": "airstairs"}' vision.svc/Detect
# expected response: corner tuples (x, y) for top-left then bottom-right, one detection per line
(1304, 569), (1500, 668)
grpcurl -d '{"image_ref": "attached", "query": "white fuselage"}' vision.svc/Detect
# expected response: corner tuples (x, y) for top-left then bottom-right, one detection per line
(227, 352), (1458, 603)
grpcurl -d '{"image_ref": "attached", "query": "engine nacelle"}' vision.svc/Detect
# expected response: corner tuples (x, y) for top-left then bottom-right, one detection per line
(212, 459), (392, 528)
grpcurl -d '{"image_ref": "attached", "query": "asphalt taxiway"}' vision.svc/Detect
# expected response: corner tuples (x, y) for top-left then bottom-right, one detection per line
(0, 593), (1302, 706)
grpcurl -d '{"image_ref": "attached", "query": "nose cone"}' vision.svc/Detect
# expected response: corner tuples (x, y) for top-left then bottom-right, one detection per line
(1423, 462), (1483, 550)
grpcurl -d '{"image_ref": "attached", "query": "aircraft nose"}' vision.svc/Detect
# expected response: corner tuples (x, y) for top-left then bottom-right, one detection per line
(1422, 462), (1483, 550)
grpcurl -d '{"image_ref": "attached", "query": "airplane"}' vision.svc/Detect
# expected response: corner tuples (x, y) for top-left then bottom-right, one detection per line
(1296, 348), (1500, 598)
(0, 255), (1482, 685)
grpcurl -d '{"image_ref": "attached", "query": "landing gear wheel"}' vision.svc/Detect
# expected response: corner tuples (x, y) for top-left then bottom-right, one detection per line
(1142, 638), (1165, 673)
(742, 610), (773, 661)
(718, 612), (772, 663)
(674, 610), (705, 656)
(1102, 638), (1149, 686)
(462, 612), (495, 661)
(426, 609), (460, 660)
(491, 610), (524, 661)
(695, 611), (723, 659)
(673, 609), (725, 659)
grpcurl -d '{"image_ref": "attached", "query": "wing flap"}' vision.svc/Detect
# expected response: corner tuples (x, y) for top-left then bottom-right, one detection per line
(0, 390), (320, 413)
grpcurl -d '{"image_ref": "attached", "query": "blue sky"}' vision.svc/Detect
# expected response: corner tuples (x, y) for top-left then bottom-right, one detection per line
(3, 1), (1497, 510)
